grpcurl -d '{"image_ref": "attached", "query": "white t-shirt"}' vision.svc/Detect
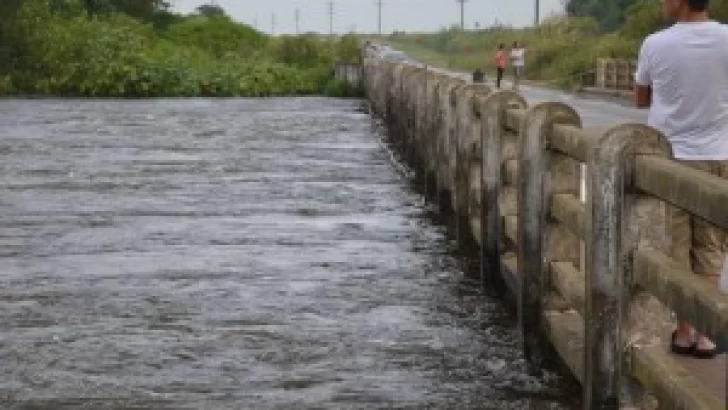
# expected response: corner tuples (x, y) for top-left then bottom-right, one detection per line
(510, 48), (525, 67)
(635, 21), (728, 160)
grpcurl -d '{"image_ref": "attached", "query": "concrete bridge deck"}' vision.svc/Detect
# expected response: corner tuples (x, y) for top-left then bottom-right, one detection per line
(366, 54), (728, 409)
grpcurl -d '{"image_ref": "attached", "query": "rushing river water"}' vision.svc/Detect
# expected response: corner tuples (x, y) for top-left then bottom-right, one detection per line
(0, 98), (578, 409)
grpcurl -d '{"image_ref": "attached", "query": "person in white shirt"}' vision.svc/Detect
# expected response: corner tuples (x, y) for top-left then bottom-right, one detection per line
(509, 41), (525, 90)
(635, 0), (727, 359)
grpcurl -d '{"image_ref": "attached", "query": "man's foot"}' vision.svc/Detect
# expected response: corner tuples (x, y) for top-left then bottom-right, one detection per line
(693, 334), (717, 359)
(670, 330), (696, 355)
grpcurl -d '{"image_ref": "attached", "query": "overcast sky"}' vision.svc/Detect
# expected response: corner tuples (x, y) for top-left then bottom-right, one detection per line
(169, 0), (565, 35)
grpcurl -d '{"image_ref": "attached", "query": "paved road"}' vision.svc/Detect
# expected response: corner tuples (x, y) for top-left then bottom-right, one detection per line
(373, 44), (646, 128)
(442, 69), (648, 128)
(514, 83), (647, 127)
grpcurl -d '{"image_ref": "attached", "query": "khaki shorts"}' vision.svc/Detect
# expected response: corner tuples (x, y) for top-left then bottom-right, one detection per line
(669, 160), (728, 280)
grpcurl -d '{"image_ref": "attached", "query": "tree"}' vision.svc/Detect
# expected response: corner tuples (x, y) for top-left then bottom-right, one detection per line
(195, 4), (226, 18)
(165, 15), (265, 58)
(564, 0), (639, 32)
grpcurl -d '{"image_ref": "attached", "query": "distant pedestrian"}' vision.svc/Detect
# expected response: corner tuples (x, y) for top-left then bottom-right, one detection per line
(494, 44), (506, 88)
(510, 41), (525, 90)
(635, 0), (728, 359)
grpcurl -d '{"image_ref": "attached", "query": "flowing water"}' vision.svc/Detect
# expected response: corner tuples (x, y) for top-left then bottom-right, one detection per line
(0, 98), (578, 409)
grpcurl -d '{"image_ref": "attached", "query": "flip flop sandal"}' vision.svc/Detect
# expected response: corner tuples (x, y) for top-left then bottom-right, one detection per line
(670, 330), (696, 356)
(693, 344), (718, 359)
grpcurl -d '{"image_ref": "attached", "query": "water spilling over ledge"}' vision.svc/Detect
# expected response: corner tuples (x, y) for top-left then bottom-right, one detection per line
(0, 97), (577, 409)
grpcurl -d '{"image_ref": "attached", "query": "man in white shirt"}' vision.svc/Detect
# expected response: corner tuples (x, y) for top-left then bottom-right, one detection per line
(635, 0), (728, 359)
(509, 41), (525, 90)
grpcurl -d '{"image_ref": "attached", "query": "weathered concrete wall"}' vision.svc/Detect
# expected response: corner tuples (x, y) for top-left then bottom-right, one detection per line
(362, 53), (728, 410)
(334, 62), (363, 87)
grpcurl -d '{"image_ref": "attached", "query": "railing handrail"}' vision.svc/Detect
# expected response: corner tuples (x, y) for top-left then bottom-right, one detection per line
(362, 55), (728, 408)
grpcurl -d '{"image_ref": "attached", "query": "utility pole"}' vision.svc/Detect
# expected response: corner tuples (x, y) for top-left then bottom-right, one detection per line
(456, 0), (467, 30)
(271, 12), (276, 35)
(375, 0), (383, 35)
(295, 8), (300, 34)
(534, 0), (540, 26)
(328, 0), (334, 36)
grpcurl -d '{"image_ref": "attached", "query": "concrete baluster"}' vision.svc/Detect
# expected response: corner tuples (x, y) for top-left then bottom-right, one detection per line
(414, 68), (428, 180)
(393, 64), (405, 148)
(407, 67), (421, 166)
(424, 72), (441, 200)
(435, 78), (458, 212)
(478, 91), (527, 293)
(401, 66), (412, 157)
(518, 102), (582, 363)
(464, 86), (491, 252)
(447, 83), (466, 219)
(452, 84), (488, 248)
(584, 124), (672, 409)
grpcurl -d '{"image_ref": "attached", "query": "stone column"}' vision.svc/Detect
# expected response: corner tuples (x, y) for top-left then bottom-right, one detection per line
(478, 90), (527, 294)
(517, 102), (582, 365)
(584, 124), (672, 408)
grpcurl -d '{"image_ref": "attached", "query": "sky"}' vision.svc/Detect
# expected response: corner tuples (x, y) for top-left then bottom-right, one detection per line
(169, 0), (565, 35)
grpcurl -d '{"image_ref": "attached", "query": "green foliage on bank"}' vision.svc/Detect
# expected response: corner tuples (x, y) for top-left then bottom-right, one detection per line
(386, 0), (728, 89)
(564, 0), (641, 32)
(0, 0), (362, 97)
(566, 0), (728, 32)
(389, 17), (637, 88)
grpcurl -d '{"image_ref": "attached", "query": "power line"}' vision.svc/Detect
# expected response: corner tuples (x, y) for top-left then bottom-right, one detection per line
(455, 0), (468, 30)
(295, 8), (300, 34)
(375, 0), (383, 35)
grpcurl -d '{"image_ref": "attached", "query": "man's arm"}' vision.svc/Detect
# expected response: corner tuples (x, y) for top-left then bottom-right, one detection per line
(634, 39), (652, 109)
(635, 84), (651, 109)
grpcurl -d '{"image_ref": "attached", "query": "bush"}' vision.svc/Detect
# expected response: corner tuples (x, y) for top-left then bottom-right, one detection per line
(0, 0), (362, 98)
(323, 78), (364, 98)
(269, 35), (332, 68)
(164, 15), (266, 59)
(0, 75), (12, 95)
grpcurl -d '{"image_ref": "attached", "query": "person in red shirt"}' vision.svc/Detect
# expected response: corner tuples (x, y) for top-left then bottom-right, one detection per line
(494, 44), (506, 88)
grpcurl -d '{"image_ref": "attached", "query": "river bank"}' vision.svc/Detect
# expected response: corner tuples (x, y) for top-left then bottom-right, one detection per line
(0, 1), (363, 98)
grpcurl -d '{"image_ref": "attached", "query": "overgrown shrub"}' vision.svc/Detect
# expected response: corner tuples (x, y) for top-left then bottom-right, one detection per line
(0, 0), (361, 97)
(164, 15), (266, 59)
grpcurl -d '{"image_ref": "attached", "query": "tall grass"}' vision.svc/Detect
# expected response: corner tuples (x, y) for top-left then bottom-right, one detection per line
(387, 16), (643, 88)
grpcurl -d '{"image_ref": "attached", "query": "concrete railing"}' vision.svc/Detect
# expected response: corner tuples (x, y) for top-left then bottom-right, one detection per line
(596, 58), (637, 90)
(363, 55), (728, 409)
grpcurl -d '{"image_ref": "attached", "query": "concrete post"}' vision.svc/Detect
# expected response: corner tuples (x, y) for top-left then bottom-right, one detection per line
(446, 82), (468, 219)
(411, 68), (426, 174)
(584, 124), (672, 408)
(453, 85), (490, 248)
(478, 91), (527, 293)
(430, 74), (445, 201)
(393, 64), (405, 150)
(403, 66), (418, 165)
(422, 68), (432, 185)
(435, 78), (463, 213)
(423, 70), (440, 200)
(517, 102), (581, 363)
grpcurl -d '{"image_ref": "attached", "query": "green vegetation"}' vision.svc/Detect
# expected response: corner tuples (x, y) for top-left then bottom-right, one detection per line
(0, 0), (362, 97)
(564, 0), (641, 32)
(386, 0), (728, 89)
